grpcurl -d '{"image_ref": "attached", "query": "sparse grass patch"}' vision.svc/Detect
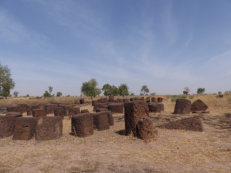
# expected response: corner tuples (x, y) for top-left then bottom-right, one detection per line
(171, 95), (187, 102)
(227, 97), (231, 104)
(189, 95), (194, 99)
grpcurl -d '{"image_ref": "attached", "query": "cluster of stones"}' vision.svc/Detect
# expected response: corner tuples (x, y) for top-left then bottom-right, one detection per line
(0, 102), (85, 140)
(71, 111), (114, 137)
(92, 96), (165, 114)
(157, 98), (208, 132)
(124, 101), (158, 142)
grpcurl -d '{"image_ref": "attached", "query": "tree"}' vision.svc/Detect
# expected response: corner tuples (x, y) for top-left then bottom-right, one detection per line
(48, 86), (53, 95)
(0, 64), (15, 97)
(81, 78), (101, 97)
(111, 85), (118, 96)
(43, 86), (54, 97)
(141, 85), (149, 95)
(102, 84), (112, 96)
(13, 91), (19, 97)
(102, 84), (118, 96)
(183, 87), (190, 95)
(197, 88), (205, 94)
(56, 92), (62, 97)
(118, 84), (129, 96)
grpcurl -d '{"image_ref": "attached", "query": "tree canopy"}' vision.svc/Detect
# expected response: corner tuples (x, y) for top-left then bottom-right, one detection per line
(81, 78), (101, 97)
(141, 85), (149, 95)
(118, 84), (129, 96)
(0, 64), (15, 97)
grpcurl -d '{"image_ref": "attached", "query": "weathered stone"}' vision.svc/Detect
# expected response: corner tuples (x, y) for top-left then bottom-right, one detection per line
(191, 99), (208, 112)
(148, 103), (164, 113)
(158, 116), (203, 132)
(71, 113), (93, 137)
(173, 99), (191, 114)
(35, 117), (63, 140)
(54, 107), (66, 117)
(0, 116), (16, 138)
(124, 101), (149, 136)
(137, 118), (158, 142)
(45, 104), (57, 114)
(13, 117), (37, 140)
(68, 107), (80, 116)
(32, 109), (47, 117)
(81, 109), (89, 113)
(92, 112), (110, 131)
(108, 103), (123, 113)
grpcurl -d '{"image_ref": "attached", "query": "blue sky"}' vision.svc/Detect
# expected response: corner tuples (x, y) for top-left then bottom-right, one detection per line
(0, 0), (231, 96)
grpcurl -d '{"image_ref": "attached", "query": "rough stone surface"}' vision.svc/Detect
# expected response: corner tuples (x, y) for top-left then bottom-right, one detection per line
(93, 103), (108, 112)
(68, 107), (80, 116)
(32, 109), (47, 117)
(92, 112), (110, 131)
(173, 99), (191, 114)
(158, 116), (203, 132)
(0, 116), (16, 138)
(17, 104), (28, 113)
(54, 107), (66, 117)
(148, 103), (164, 113)
(191, 99), (208, 112)
(13, 117), (37, 140)
(137, 118), (158, 142)
(124, 101), (149, 136)
(71, 113), (93, 137)
(7, 106), (21, 113)
(35, 117), (63, 140)
(45, 104), (57, 114)
(108, 103), (124, 113)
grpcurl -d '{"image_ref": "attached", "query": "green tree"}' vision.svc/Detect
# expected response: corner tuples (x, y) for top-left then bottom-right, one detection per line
(111, 85), (118, 96)
(197, 88), (205, 94)
(141, 85), (149, 95)
(118, 84), (129, 96)
(81, 78), (101, 97)
(183, 87), (190, 95)
(102, 84), (118, 96)
(0, 64), (15, 97)
(43, 86), (54, 97)
(102, 83), (112, 96)
(56, 92), (62, 97)
(13, 91), (19, 97)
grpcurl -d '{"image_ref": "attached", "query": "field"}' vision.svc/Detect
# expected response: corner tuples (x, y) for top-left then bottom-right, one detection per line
(0, 94), (231, 173)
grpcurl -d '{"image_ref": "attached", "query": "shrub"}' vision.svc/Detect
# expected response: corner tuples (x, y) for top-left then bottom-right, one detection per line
(189, 95), (194, 99)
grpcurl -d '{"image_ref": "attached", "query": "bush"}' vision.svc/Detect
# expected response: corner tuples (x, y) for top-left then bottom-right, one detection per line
(171, 95), (187, 102)
(189, 95), (194, 99)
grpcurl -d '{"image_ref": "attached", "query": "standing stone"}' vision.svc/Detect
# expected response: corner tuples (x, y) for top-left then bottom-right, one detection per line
(32, 109), (47, 117)
(124, 101), (149, 136)
(173, 99), (191, 114)
(108, 103), (124, 113)
(71, 113), (93, 137)
(92, 112), (110, 131)
(68, 107), (80, 116)
(137, 118), (158, 142)
(0, 116), (16, 138)
(13, 117), (37, 140)
(191, 99), (208, 112)
(54, 107), (66, 117)
(35, 117), (63, 140)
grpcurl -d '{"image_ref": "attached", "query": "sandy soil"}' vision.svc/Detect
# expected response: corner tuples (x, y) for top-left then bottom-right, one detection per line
(0, 95), (231, 173)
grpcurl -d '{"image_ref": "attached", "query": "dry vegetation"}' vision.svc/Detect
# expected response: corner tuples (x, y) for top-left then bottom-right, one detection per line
(0, 94), (231, 173)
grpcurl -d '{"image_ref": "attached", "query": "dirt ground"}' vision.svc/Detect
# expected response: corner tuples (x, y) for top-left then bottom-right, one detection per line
(0, 95), (231, 173)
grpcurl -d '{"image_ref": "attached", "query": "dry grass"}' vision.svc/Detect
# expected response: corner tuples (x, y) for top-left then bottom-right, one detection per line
(0, 94), (231, 172)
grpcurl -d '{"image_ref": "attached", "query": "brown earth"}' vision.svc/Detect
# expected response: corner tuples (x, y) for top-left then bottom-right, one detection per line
(0, 94), (231, 173)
